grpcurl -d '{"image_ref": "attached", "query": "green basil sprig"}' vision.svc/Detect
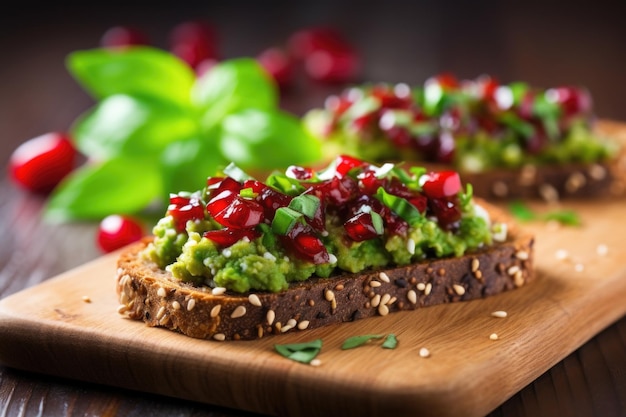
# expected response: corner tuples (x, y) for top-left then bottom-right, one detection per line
(45, 47), (321, 222)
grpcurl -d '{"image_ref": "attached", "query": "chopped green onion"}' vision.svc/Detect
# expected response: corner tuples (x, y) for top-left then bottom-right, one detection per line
(274, 339), (323, 364)
(272, 206), (303, 235)
(371, 211), (384, 235)
(239, 187), (257, 199)
(266, 172), (305, 195)
(258, 223), (276, 248)
(288, 194), (320, 219)
(222, 162), (254, 182)
(375, 187), (423, 226)
(341, 334), (384, 350)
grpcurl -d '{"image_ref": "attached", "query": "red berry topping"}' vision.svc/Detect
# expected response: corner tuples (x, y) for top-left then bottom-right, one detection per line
(204, 228), (260, 247)
(9, 132), (77, 194)
(207, 191), (264, 229)
(421, 171), (462, 198)
(344, 212), (381, 241)
(257, 47), (294, 89)
(545, 86), (592, 117)
(168, 20), (217, 69)
(286, 165), (315, 180)
(280, 222), (329, 264)
(97, 215), (144, 253)
(428, 197), (462, 231)
(167, 194), (205, 232)
(100, 26), (148, 48)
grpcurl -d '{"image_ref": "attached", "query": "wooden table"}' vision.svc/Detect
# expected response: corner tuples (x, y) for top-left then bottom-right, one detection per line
(1, 2), (626, 416)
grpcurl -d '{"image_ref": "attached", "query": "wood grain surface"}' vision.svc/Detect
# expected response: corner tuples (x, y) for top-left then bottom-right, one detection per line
(1, 194), (625, 417)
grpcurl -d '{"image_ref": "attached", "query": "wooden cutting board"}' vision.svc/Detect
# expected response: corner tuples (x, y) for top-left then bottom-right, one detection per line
(1, 197), (626, 417)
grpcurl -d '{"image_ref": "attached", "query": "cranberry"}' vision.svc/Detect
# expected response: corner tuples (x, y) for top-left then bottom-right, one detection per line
(304, 46), (360, 83)
(408, 195), (428, 213)
(286, 165), (315, 180)
(421, 171), (462, 198)
(167, 194), (205, 232)
(168, 20), (218, 69)
(204, 228), (260, 247)
(381, 85), (413, 109)
(255, 186), (293, 221)
(207, 191), (265, 229)
(287, 27), (347, 61)
(257, 47), (294, 89)
(517, 91), (536, 120)
(428, 197), (462, 231)
(426, 73), (459, 91)
(334, 154), (368, 177)
(100, 26), (148, 48)
(97, 214), (144, 253)
(545, 86), (592, 117)
(280, 222), (329, 264)
(317, 176), (359, 206)
(207, 176), (241, 198)
(9, 132), (77, 194)
(344, 212), (381, 241)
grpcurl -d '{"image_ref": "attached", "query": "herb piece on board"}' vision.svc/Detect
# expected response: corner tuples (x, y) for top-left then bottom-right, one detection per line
(341, 334), (384, 350)
(382, 334), (398, 349)
(274, 339), (323, 364)
(508, 200), (581, 226)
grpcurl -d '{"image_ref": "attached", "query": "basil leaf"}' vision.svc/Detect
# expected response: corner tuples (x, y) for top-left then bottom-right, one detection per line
(508, 200), (581, 226)
(382, 334), (398, 349)
(66, 47), (195, 107)
(193, 58), (278, 132)
(341, 334), (384, 350)
(45, 156), (162, 222)
(274, 339), (322, 364)
(72, 94), (198, 159)
(219, 109), (322, 170)
(160, 137), (226, 195)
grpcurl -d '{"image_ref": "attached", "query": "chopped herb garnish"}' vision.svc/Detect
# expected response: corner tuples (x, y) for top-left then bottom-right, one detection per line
(341, 334), (384, 350)
(272, 206), (303, 235)
(508, 200), (581, 226)
(375, 187), (423, 226)
(382, 334), (398, 349)
(223, 162), (254, 182)
(371, 211), (384, 235)
(274, 339), (323, 364)
(239, 187), (257, 199)
(288, 194), (320, 219)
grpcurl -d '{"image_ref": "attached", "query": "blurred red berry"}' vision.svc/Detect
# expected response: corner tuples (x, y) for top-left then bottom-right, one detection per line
(287, 27), (346, 60)
(304, 46), (360, 83)
(9, 132), (78, 194)
(97, 214), (144, 253)
(168, 20), (218, 69)
(100, 26), (149, 48)
(257, 47), (294, 89)
(288, 26), (361, 83)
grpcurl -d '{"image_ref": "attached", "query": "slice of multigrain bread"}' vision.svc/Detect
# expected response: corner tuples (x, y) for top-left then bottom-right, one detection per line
(116, 200), (534, 341)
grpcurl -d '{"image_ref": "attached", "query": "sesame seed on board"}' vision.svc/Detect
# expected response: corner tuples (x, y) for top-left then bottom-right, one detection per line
(82, 296), (91, 303)
(419, 347), (431, 358)
(489, 333), (499, 341)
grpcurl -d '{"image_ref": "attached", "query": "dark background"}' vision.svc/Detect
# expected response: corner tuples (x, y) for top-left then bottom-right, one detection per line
(2, 0), (626, 170)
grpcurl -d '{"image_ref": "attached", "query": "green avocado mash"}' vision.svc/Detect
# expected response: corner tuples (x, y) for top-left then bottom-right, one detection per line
(143, 159), (497, 294)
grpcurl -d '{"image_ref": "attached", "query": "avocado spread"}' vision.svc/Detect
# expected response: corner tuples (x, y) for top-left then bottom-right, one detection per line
(143, 156), (497, 293)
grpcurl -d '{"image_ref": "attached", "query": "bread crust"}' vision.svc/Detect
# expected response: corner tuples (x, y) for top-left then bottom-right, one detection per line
(116, 201), (535, 341)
